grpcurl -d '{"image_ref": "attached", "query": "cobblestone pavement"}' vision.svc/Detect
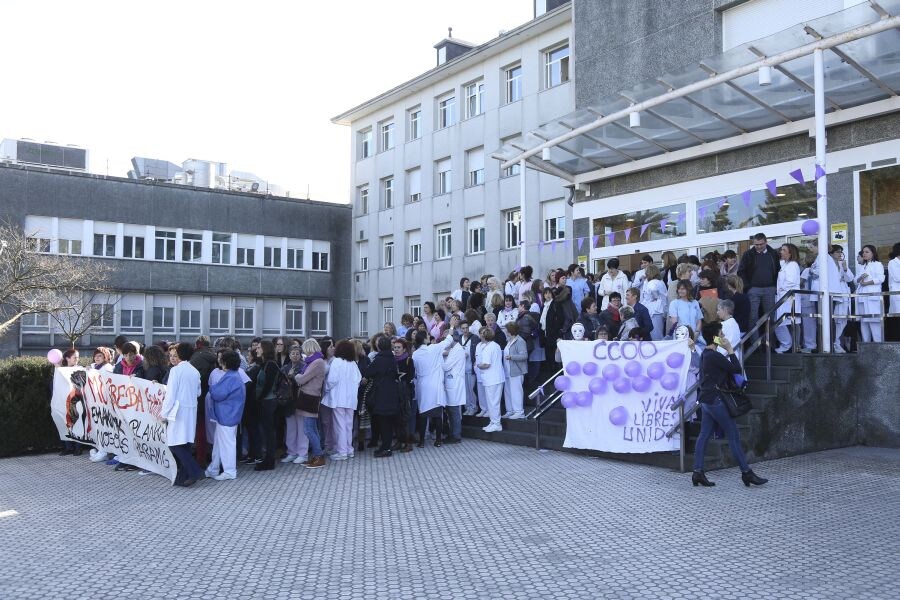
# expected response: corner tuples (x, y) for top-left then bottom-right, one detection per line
(0, 442), (897, 600)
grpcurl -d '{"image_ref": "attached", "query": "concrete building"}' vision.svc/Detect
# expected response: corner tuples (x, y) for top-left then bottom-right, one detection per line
(0, 159), (351, 356)
(332, 2), (575, 338)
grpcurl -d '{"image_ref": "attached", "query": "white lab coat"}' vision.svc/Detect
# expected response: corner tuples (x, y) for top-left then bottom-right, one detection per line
(639, 278), (668, 316)
(810, 255), (854, 305)
(412, 337), (453, 413)
(475, 341), (504, 387)
(889, 257), (900, 315)
(721, 317), (743, 363)
(856, 260), (886, 322)
(442, 342), (466, 408)
(161, 361), (201, 446)
(596, 271), (629, 310)
(632, 268), (647, 291)
(775, 260), (802, 324)
(322, 358), (361, 410)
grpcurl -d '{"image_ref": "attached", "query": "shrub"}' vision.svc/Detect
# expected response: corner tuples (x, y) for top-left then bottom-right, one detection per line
(0, 357), (61, 457)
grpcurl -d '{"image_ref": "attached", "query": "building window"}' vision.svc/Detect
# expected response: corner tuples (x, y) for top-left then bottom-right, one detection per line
(155, 230), (176, 261)
(382, 301), (394, 325)
(467, 147), (484, 187)
(408, 230), (422, 264)
(27, 237), (51, 253)
(545, 216), (566, 241)
(120, 309), (143, 333)
(285, 303), (305, 335)
(210, 233), (231, 264)
(464, 80), (484, 119)
(436, 225), (452, 259)
(406, 296), (421, 317)
(209, 308), (230, 333)
(264, 246), (282, 268)
(94, 233), (115, 257)
(407, 168), (421, 203)
(592, 203), (688, 248)
(59, 239), (82, 256)
(545, 44), (570, 88)
(237, 247), (255, 266)
(179, 309), (201, 333)
(359, 241), (369, 272)
(506, 64), (523, 103)
(312, 251), (329, 271)
(310, 301), (330, 336)
(467, 218), (485, 255)
(235, 306), (254, 333)
(505, 210), (521, 248)
(436, 158), (451, 195)
(408, 108), (421, 140)
(123, 235), (144, 259)
(358, 309), (368, 338)
(153, 307), (175, 332)
(358, 186), (369, 214)
(382, 237), (394, 268)
(696, 182), (817, 235)
(438, 95), (456, 128)
(90, 304), (114, 331)
(380, 121), (395, 151)
(182, 232), (202, 262)
(286, 247), (304, 270)
(358, 128), (373, 159)
(382, 177), (394, 209)
(502, 162), (521, 178)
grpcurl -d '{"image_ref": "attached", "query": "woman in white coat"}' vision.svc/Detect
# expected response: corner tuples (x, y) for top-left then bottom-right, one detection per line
(819, 245), (855, 353)
(888, 242), (900, 325)
(322, 340), (362, 460)
(162, 342), (204, 487)
(411, 331), (455, 447)
(774, 243), (802, 353)
(442, 339), (466, 443)
(596, 258), (630, 310)
(856, 244), (886, 342)
(475, 326), (505, 433)
(639, 264), (668, 341)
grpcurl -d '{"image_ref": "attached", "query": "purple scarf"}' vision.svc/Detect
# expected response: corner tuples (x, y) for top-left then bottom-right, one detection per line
(394, 352), (409, 363)
(300, 352), (323, 374)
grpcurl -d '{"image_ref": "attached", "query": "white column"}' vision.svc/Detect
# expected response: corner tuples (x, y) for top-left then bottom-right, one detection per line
(519, 159), (527, 267)
(814, 48), (832, 353)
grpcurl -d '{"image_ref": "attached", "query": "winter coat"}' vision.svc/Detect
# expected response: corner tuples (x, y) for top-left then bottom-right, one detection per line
(363, 351), (402, 416)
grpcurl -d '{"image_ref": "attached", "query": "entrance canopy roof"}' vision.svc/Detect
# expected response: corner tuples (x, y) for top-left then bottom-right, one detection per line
(494, 1), (900, 182)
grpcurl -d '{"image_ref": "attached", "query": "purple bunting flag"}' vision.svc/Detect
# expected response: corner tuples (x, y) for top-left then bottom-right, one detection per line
(742, 190), (752, 208)
(815, 165), (826, 181)
(624, 228), (632, 242)
(592, 235), (600, 247)
(606, 231), (616, 247)
(816, 193), (824, 200)
(577, 237), (585, 251)
(766, 179), (777, 196)
(789, 168), (805, 185)
(550, 240), (557, 252)
(640, 223), (650, 238)
(660, 218), (669, 232)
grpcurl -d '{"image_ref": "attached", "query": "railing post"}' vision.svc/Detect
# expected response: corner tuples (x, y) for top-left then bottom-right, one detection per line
(679, 403), (685, 473)
(536, 418), (541, 450)
(766, 319), (772, 380)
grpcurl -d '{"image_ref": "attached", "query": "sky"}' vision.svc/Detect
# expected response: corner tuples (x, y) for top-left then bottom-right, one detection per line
(0, 0), (534, 204)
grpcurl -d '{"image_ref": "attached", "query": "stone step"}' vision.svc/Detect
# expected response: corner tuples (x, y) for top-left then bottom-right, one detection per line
(745, 364), (801, 381)
(746, 351), (804, 367)
(745, 379), (787, 395)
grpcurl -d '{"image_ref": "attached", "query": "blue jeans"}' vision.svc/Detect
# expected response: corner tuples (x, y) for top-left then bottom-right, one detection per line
(693, 399), (750, 473)
(447, 406), (462, 439)
(304, 417), (324, 458)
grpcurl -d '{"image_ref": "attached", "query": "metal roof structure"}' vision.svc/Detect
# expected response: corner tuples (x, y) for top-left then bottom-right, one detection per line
(493, 0), (900, 183)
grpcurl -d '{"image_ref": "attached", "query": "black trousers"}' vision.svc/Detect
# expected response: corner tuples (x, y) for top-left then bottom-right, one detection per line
(417, 407), (443, 442)
(375, 414), (396, 452)
(241, 399), (261, 459)
(257, 397), (277, 464)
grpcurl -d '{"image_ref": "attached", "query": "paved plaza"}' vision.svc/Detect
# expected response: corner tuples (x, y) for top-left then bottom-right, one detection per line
(0, 442), (897, 600)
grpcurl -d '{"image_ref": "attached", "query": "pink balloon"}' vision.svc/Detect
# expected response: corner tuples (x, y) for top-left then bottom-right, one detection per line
(647, 362), (665, 380)
(661, 372), (680, 391)
(624, 360), (642, 378)
(613, 377), (631, 394)
(588, 377), (608, 395)
(665, 352), (685, 369)
(582, 362), (598, 376)
(576, 391), (593, 407)
(561, 392), (578, 408)
(47, 348), (63, 364)
(565, 361), (582, 376)
(631, 375), (652, 393)
(609, 406), (629, 426)
(554, 376), (572, 392)
(602, 364), (621, 381)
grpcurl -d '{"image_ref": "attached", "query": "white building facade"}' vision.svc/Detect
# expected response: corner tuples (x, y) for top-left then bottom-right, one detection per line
(333, 5), (574, 338)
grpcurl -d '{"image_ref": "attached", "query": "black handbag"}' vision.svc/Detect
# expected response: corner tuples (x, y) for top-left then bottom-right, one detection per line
(717, 385), (752, 418)
(361, 378), (377, 413)
(296, 391), (321, 414)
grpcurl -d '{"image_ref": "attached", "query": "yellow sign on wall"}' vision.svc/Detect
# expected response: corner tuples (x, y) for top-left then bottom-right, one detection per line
(831, 223), (848, 246)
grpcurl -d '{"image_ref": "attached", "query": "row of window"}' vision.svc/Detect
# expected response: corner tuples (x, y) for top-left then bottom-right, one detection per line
(24, 216), (331, 272)
(358, 207), (566, 270)
(357, 42), (570, 159)
(357, 296), (424, 338)
(21, 295), (332, 338)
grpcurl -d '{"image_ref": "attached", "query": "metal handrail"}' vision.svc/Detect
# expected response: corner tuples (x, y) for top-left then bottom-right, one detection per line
(525, 368), (565, 451)
(528, 368), (563, 400)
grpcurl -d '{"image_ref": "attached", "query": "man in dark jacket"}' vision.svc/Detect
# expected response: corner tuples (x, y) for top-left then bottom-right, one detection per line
(737, 233), (781, 336)
(624, 288), (653, 335)
(190, 335), (218, 464)
(516, 301), (542, 388)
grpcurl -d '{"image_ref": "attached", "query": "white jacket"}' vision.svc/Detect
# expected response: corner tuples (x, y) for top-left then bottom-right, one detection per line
(162, 361), (200, 446)
(889, 257), (900, 315)
(856, 260), (885, 322)
(596, 271), (629, 310)
(322, 358), (361, 410)
(442, 343), (467, 407)
(475, 341), (504, 387)
(775, 260), (801, 323)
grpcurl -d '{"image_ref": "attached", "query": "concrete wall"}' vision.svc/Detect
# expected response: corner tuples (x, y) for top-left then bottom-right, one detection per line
(857, 343), (900, 448)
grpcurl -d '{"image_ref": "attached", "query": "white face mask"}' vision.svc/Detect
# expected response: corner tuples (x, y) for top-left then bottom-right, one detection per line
(571, 323), (585, 341)
(673, 325), (690, 341)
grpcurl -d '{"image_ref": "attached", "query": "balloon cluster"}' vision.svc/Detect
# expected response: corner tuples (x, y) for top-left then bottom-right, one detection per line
(554, 351), (685, 411)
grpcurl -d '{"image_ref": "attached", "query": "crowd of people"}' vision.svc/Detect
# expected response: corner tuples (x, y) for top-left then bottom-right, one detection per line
(54, 233), (899, 486)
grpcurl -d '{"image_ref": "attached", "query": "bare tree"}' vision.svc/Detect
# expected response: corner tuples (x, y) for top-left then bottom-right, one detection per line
(46, 286), (120, 349)
(0, 220), (119, 344)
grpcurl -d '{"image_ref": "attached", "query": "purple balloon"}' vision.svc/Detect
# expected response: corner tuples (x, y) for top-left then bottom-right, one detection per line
(576, 391), (593, 407)
(613, 377), (631, 394)
(565, 361), (581, 376)
(588, 377), (608, 395)
(660, 372), (680, 391)
(554, 376), (572, 392)
(624, 360), (642, 378)
(647, 362), (665, 380)
(801, 219), (820, 236)
(631, 375), (652, 393)
(602, 364), (621, 381)
(609, 406), (629, 426)
(561, 392), (578, 409)
(582, 362), (598, 376)
(665, 352), (685, 369)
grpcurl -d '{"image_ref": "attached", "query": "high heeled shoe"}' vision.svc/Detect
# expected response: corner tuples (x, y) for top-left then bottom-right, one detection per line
(741, 470), (768, 486)
(692, 470), (715, 487)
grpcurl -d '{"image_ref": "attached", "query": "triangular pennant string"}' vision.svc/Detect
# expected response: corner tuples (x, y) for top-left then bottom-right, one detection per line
(742, 190), (752, 208)
(815, 165), (826, 181)
(766, 179), (777, 196)
(624, 227), (632, 242)
(789, 168), (805, 185)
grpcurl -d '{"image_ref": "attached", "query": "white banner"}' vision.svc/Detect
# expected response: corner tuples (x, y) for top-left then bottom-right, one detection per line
(557, 340), (691, 453)
(51, 367), (177, 482)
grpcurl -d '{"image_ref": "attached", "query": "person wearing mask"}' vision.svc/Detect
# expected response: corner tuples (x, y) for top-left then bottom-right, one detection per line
(364, 337), (402, 457)
(667, 281), (703, 338)
(281, 345), (308, 464)
(639, 265), (667, 341)
(856, 244), (886, 342)
(205, 350), (246, 481)
(737, 233), (781, 337)
(322, 340), (362, 461)
(691, 322), (767, 488)
(596, 258), (629, 311)
(597, 291), (624, 340)
(502, 322), (528, 420)
(294, 339), (327, 469)
(624, 288), (653, 336)
(774, 243), (802, 353)
(566, 265), (592, 311)
(162, 342), (204, 487)
(442, 333), (467, 444)
(631, 255), (653, 291)
(459, 322), (480, 417)
(475, 326), (505, 433)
